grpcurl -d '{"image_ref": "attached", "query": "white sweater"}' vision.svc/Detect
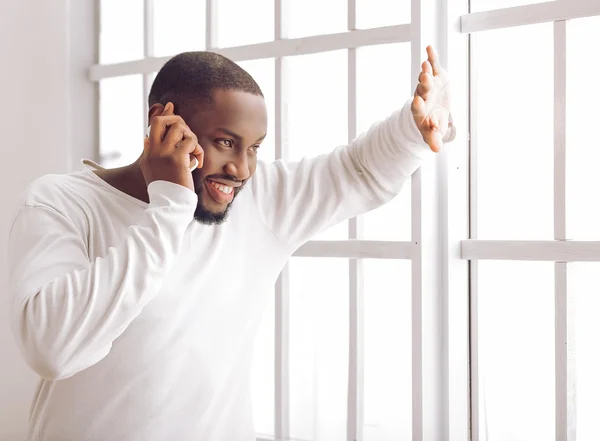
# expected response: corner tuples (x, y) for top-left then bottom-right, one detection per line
(7, 100), (430, 441)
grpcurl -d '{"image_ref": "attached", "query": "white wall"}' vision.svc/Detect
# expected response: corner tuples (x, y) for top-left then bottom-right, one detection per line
(0, 0), (96, 439)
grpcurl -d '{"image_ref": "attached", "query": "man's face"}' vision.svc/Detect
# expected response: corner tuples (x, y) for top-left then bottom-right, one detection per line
(180, 89), (268, 224)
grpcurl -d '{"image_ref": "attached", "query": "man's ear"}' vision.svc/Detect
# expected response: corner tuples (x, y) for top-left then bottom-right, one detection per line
(147, 103), (166, 127)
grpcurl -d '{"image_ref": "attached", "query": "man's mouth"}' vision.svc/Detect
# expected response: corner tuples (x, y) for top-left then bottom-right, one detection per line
(205, 179), (235, 204)
(208, 180), (233, 194)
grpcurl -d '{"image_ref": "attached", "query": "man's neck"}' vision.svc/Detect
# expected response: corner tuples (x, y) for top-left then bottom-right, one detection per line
(93, 159), (150, 204)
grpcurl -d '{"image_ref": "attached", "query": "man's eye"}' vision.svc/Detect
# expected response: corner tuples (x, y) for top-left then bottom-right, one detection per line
(216, 139), (233, 148)
(250, 145), (260, 153)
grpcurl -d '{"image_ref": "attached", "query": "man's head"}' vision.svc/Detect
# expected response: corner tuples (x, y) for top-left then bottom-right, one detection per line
(148, 52), (268, 225)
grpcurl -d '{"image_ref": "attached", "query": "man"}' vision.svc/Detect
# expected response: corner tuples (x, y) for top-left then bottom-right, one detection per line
(7, 46), (453, 440)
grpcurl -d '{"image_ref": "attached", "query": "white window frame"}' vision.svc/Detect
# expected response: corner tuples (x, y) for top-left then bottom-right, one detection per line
(462, 1), (600, 440)
(89, 0), (472, 440)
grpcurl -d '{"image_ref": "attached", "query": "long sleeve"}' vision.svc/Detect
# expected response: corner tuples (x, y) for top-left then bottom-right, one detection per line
(250, 99), (433, 250)
(7, 180), (197, 381)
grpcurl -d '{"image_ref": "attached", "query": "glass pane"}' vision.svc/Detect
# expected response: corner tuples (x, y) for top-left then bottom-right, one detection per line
(473, 23), (554, 239)
(236, 59), (276, 164)
(252, 288), (275, 438)
(216, 0), (273, 47)
(470, 0), (555, 13)
(363, 259), (412, 441)
(566, 16), (600, 240)
(100, 0), (144, 64)
(286, 50), (348, 240)
(100, 75), (144, 169)
(569, 263), (600, 441)
(289, 258), (349, 441)
(356, 0), (410, 29)
(357, 43), (412, 241)
(288, 0), (347, 38)
(153, 0), (206, 57)
(476, 261), (555, 441)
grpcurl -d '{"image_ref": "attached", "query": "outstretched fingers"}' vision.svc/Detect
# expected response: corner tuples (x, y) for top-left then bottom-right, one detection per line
(426, 45), (443, 76)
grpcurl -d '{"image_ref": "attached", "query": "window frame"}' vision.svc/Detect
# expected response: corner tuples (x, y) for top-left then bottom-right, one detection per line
(462, 1), (600, 440)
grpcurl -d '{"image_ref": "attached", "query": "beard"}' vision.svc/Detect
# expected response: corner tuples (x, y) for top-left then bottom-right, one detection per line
(193, 182), (244, 225)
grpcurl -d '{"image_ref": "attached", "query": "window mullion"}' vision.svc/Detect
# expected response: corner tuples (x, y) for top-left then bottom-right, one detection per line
(553, 18), (576, 441)
(274, 0), (290, 439)
(347, 1), (364, 440)
(142, 0), (154, 137)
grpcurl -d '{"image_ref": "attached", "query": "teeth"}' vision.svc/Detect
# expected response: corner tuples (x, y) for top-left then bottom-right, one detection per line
(209, 181), (233, 195)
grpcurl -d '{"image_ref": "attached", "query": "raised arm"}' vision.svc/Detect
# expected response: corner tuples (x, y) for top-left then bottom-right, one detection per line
(250, 46), (454, 250)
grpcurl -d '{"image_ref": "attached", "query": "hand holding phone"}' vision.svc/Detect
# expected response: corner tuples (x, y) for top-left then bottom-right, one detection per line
(140, 102), (204, 191)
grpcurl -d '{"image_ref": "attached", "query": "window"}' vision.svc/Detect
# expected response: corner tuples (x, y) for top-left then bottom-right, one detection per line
(99, 0), (144, 64)
(99, 75), (144, 168)
(94, 0), (437, 438)
(357, 43), (412, 241)
(288, 258), (349, 440)
(472, 23), (554, 240)
(362, 259), (412, 440)
(92, 0), (600, 438)
(286, 50), (349, 241)
(570, 262), (600, 441)
(566, 15), (600, 240)
(153, 0), (207, 56)
(475, 261), (555, 441)
(75, 0), (600, 430)
(465, 2), (600, 440)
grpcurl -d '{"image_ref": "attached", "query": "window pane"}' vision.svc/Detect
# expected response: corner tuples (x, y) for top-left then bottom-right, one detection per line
(566, 16), (600, 239)
(252, 288), (275, 438)
(289, 258), (349, 441)
(473, 24), (554, 239)
(216, 0), (273, 47)
(288, 0), (347, 38)
(287, 51), (348, 240)
(470, 0), (555, 13)
(476, 261), (554, 441)
(236, 59), (276, 164)
(100, 0), (144, 64)
(356, 0), (410, 28)
(357, 43), (412, 241)
(363, 259), (412, 441)
(100, 75), (144, 168)
(569, 263), (600, 441)
(153, 0), (206, 57)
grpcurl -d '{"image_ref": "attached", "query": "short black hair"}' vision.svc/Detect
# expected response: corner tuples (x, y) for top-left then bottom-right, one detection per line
(148, 51), (263, 112)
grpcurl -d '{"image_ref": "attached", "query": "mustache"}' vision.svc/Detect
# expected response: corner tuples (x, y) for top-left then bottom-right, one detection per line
(206, 174), (242, 183)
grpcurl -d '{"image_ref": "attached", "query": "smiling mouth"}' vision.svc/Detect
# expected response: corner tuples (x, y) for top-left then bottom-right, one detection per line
(205, 179), (236, 205)
(208, 180), (233, 194)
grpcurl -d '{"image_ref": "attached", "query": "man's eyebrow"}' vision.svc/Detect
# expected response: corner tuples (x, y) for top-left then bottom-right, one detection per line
(215, 128), (267, 143)
(214, 127), (242, 140)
